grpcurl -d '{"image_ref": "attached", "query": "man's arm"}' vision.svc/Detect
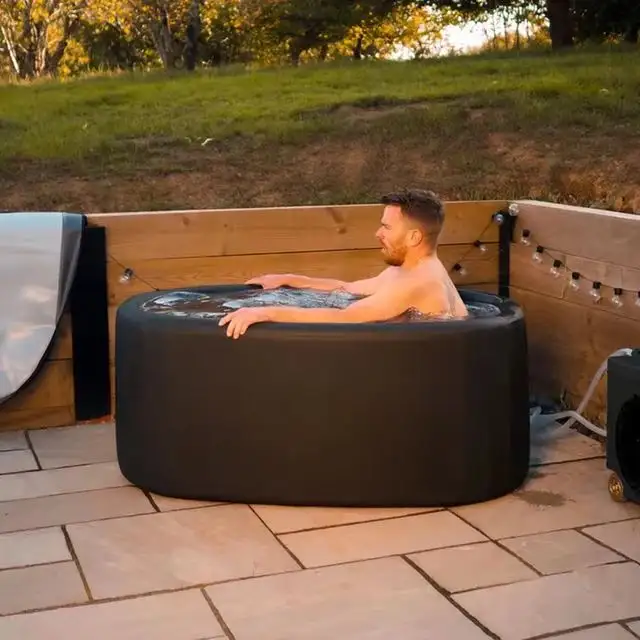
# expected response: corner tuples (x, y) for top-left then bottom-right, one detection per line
(267, 277), (418, 324)
(247, 269), (391, 296)
(219, 277), (420, 338)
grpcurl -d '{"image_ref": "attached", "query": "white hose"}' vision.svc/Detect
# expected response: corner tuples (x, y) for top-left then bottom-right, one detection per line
(530, 348), (634, 439)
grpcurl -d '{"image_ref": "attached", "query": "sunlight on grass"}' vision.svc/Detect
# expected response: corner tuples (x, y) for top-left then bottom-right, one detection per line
(0, 47), (638, 163)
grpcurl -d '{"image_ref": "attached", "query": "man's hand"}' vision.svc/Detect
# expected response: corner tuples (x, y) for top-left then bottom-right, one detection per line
(245, 274), (290, 290)
(218, 307), (274, 339)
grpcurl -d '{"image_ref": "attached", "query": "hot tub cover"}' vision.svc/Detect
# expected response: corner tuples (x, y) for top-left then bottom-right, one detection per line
(0, 212), (84, 405)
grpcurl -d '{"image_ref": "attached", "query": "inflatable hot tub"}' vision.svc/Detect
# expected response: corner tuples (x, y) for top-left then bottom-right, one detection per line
(115, 285), (530, 507)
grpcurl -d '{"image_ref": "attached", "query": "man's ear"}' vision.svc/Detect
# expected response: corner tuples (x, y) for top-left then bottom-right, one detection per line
(407, 227), (423, 247)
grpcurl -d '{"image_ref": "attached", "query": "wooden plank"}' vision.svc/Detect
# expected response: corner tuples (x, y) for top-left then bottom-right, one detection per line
(89, 200), (504, 262)
(0, 406), (75, 432)
(510, 243), (567, 300)
(46, 312), (73, 361)
(0, 360), (75, 431)
(512, 200), (640, 271)
(129, 244), (498, 293)
(511, 244), (640, 322)
(511, 286), (640, 425)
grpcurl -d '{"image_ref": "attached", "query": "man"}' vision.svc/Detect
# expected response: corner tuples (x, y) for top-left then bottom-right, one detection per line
(219, 188), (468, 338)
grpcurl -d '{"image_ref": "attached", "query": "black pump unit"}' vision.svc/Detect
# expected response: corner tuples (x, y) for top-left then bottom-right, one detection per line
(606, 352), (640, 504)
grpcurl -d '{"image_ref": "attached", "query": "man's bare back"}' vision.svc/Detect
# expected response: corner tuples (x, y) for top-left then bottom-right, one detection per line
(367, 258), (468, 319)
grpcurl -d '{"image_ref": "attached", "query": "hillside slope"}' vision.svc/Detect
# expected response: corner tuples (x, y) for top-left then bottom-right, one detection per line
(1, 48), (639, 213)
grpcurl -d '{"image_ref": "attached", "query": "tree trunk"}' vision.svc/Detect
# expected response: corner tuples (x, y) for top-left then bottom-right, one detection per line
(151, 3), (178, 69)
(352, 34), (363, 60)
(546, 0), (574, 49)
(182, 0), (200, 71)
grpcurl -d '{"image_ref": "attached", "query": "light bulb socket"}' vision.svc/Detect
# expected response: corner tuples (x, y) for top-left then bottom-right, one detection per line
(614, 288), (623, 296)
(522, 229), (531, 239)
(535, 246), (544, 254)
(571, 272), (580, 281)
(552, 259), (562, 269)
(453, 263), (462, 271)
(592, 281), (602, 290)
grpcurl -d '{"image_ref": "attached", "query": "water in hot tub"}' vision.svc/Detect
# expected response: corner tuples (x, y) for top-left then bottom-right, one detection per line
(140, 288), (501, 321)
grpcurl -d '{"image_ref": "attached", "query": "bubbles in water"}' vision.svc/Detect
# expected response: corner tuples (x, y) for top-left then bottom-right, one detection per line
(140, 287), (501, 322)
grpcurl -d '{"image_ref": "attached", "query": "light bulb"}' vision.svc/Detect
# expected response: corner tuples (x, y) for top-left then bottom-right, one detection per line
(635, 293), (640, 308)
(589, 282), (602, 303)
(568, 272), (580, 291)
(611, 288), (623, 308)
(550, 260), (562, 278)
(119, 268), (134, 283)
(454, 263), (467, 277)
(508, 203), (520, 216)
(474, 240), (488, 254)
(532, 246), (544, 263)
(520, 230), (531, 246)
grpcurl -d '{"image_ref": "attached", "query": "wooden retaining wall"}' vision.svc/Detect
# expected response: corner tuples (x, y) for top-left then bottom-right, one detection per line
(509, 200), (640, 424)
(0, 200), (504, 432)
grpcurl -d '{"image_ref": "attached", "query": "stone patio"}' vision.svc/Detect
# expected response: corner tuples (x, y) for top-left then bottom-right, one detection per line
(1, 421), (639, 639)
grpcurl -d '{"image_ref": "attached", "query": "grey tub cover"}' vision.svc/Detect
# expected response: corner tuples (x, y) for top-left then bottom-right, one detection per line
(0, 212), (84, 405)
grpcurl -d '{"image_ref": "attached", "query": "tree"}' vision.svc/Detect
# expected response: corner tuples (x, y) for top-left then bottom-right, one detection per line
(253, 0), (412, 64)
(0, 0), (88, 78)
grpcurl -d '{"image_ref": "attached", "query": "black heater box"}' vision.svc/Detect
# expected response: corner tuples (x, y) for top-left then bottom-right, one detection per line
(606, 353), (640, 503)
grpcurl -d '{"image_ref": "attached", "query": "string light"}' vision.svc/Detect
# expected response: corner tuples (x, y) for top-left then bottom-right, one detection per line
(119, 267), (134, 283)
(518, 227), (640, 309)
(453, 263), (467, 277)
(474, 240), (488, 254)
(532, 246), (544, 263)
(569, 272), (581, 291)
(611, 288), (624, 309)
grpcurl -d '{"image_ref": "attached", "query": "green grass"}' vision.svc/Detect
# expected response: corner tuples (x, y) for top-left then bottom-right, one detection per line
(1, 46), (638, 163)
(1, 46), (639, 214)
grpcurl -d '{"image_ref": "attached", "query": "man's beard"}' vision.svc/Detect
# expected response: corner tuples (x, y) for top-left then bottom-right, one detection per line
(381, 244), (405, 267)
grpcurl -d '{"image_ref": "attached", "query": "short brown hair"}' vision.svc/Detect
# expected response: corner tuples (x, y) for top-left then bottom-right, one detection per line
(380, 188), (444, 247)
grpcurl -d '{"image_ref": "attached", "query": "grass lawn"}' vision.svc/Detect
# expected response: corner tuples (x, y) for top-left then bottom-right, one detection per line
(1, 46), (639, 213)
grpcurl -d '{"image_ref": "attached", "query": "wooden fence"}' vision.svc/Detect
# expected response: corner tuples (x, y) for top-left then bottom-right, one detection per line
(0, 200), (504, 431)
(509, 200), (640, 424)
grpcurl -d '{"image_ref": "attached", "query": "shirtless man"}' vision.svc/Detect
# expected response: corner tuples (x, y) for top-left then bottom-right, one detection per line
(219, 188), (468, 338)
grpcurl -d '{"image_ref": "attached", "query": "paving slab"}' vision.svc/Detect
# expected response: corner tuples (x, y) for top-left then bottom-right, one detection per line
(206, 556), (491, 639)
(0, 450), (38, 474)
(500, 529), (624, 574)
(530, 424), (604, 466)
(0, 430), (28, 451)
(0, 527), (70, 569)
(408, 541), (538, 592)
(583, 519), (640, 563)
(29, 422), (116, 469)
(279, 510), (486, 568)
(0, 561), (87, 615)
(452, 459), (640, 539)
(0, 486), (154, 534)
(453, 562), (640, 640)
(544, 625), (638, 639)
(67, 504), (300, 599)
(0, 589), (225, 640)
(150, 493), (223, 512)
(252, 504), (435, 534)
(0, 462), (129, 502)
